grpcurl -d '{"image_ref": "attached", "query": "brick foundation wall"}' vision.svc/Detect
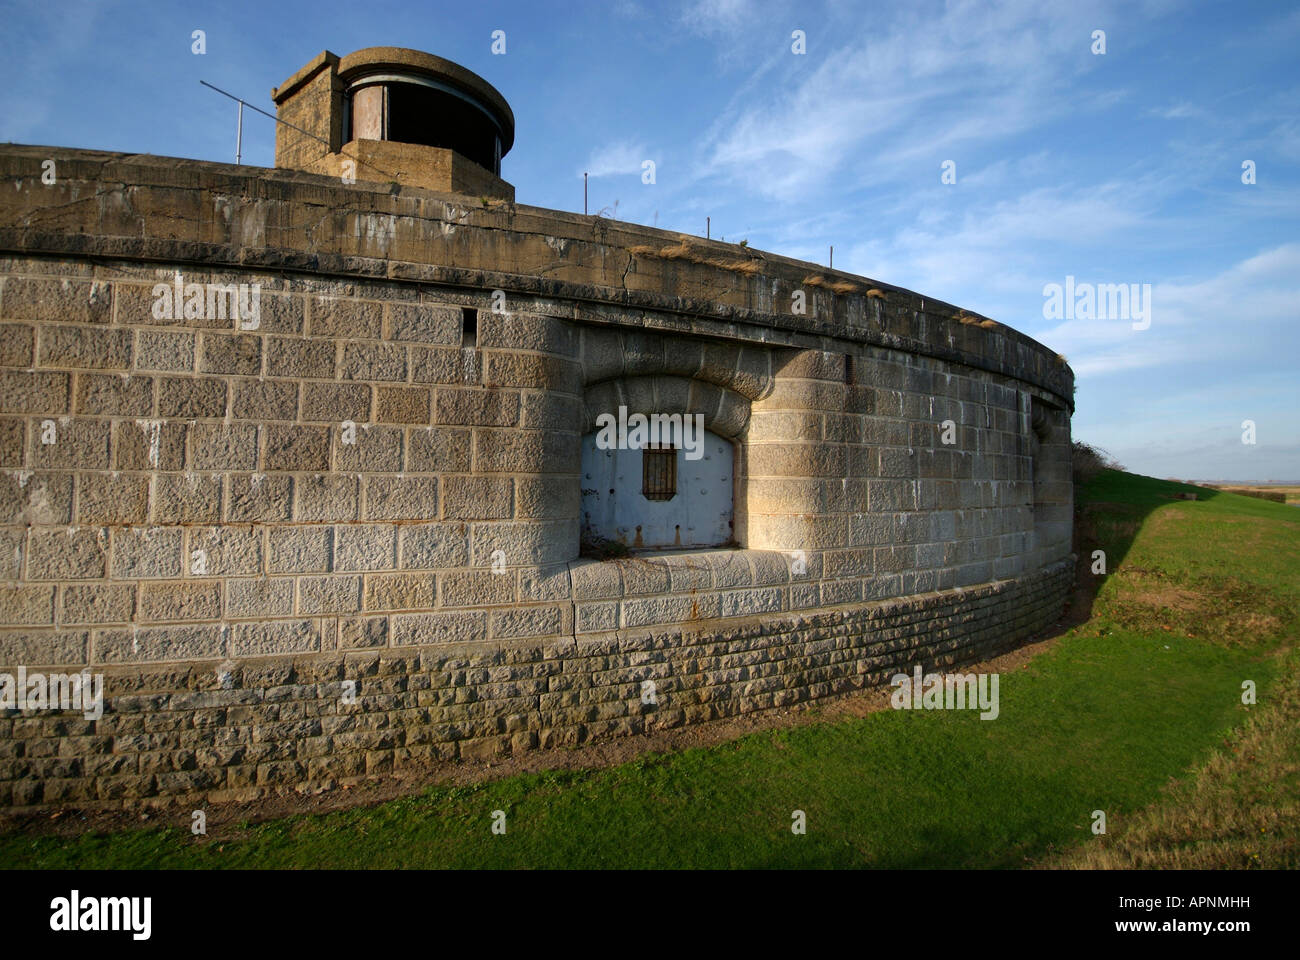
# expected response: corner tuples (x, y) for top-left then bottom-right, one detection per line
(0, 557), (1072, 810)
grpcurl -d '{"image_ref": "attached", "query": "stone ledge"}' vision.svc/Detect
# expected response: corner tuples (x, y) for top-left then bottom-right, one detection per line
(569, 549), (798, 600)
(0, 145), (1074, 408)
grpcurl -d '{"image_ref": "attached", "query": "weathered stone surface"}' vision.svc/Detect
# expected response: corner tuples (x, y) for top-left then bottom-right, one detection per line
(398, 523), (468, 569)
(312, 297), (382, 339)
(0, 472), (72, 524)
(27, 528), (108, 580)
(295, 474), (359, 522)
(440, 570), (516, 607)
(159, 376), (227, 419)
(189, 423), (256, 471)
(38, 326), (131, 370)
(405, 427), (471, 472)
(77, 473), (149, 524)
(0, 323), (34, 366)
(302, 382), (370, 422)
(231, 620), (321, 657)
(362, 475), (437, 520)
(0, 629), (89, 666)
(375, 386), (430, 424)
(200, 334), (262, 376)
(391, 610), (487, 646)
(264, 424), (330, 472)
(267, 526), (332, 574)
(97, 624), (223, 663)
(0, 584), (55, 624)
(74, 374), (153, 417)
(0, 371), (69, 414)
(340, 615), (389, 649)
(27, 418), (110, 470)
(135, 330), (196, 372)
(232, 379), (298, 421)
(333, 525), (397, 572)
(3, 277), (111, 325)
(435, 388), (520, 427)
(441, 476), (510, 520)
(386, 302), (459, 344)
(226, 577), (294, 618)
(187, 526), (263, 577)
(115, 420), (185, 471)
(60, 584), (134, 624)
(341, 342), (406, 382)
(0, 418), (23, 467)
(338, 425), (403, 473)
(140, 581), (222, 622)
(363, 572), (435, 611)
(227, 473), (292, 522)
(110, 527), (184, 579)
(0, 527), (22, 578)
(267, 336), (334, 379)
(298, 575), (361, 614)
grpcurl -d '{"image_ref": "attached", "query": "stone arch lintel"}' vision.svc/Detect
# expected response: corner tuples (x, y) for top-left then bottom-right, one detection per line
(582, 374), (751, 440)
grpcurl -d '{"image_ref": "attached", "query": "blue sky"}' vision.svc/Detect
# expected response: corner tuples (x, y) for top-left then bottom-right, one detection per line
(2, 0), (1296, 482)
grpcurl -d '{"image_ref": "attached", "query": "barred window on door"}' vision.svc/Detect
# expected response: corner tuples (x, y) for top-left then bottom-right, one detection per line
(642, 445), (677, 501)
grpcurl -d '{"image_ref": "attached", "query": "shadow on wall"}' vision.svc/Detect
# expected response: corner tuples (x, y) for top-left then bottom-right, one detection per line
(576, 334), (769, 556)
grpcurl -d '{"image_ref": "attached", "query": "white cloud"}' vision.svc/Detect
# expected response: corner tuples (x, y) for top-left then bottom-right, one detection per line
(581, 141), (651, 179)
(678, 0), (757, 36)
(692, 0), (1131, 200)
(1045, 243), (1300, 379)
(1148, 102), (1201, 119)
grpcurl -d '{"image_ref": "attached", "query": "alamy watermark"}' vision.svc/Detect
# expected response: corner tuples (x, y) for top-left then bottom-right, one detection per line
(890, 666), (999, 720)
(0, 667), (104, 719)
(1042, 276), (1151, 330)
(151, 274), (262, 329)
(50, 890), (150, 940)
(593, 405), (707, 460)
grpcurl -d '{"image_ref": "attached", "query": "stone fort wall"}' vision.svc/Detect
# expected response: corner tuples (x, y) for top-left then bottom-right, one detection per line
(0, 145), (1073, 809)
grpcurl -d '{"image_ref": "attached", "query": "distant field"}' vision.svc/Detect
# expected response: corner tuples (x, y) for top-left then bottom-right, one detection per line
(1, 471), (1296, 869)
(1200, 484), (1300, 504)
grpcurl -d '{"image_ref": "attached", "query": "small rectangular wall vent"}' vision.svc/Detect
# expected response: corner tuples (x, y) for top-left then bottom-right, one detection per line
(461, 307), (478, 347)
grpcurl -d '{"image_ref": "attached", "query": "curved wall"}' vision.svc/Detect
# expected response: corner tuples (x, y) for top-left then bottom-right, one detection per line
(0, 146), (1073, 809)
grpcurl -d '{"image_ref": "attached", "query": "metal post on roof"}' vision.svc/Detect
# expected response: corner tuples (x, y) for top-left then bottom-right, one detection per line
(200, 80), (332, 167)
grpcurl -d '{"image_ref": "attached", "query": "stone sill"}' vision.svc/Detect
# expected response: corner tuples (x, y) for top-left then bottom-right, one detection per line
(568, 548), (807, 601)
(568, 554), (1075, 636)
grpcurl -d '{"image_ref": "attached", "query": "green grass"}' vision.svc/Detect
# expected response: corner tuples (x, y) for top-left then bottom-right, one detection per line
(3, 470), (1297, 869)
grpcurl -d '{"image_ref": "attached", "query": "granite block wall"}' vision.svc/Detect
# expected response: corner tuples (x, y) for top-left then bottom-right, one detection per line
(0, 146), (1074, 810)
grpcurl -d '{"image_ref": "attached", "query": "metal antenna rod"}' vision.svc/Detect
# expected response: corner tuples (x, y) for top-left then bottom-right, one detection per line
(200, 79), (413, 186)
(199, 80), (331, 149)
(235, 101), (243, 165)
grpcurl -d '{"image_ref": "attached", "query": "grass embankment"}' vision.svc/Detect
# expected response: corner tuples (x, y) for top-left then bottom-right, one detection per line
(2, 471), (1296, 868)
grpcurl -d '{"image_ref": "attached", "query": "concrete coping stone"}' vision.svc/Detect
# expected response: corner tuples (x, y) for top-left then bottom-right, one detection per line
(568, 548), (799, 600)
